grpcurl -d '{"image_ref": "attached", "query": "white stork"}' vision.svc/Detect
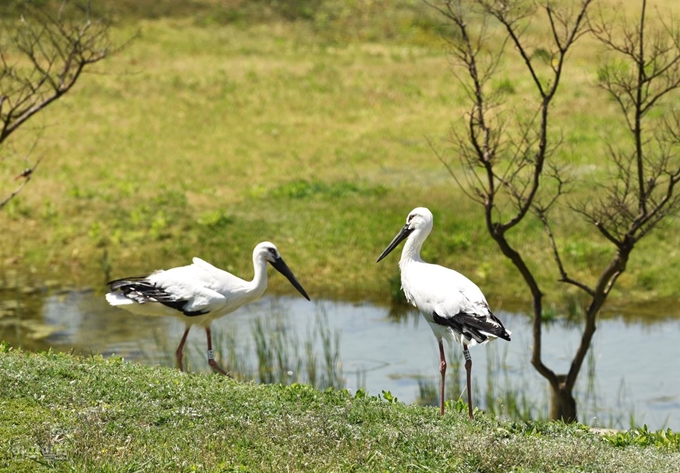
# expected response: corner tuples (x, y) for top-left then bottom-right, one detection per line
(105, 242), (310, 375)
(377, 207), (510, 418)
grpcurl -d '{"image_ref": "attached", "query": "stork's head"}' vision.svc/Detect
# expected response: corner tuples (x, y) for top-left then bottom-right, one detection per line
(404, 207), (434, 233)
(254, 242), (310, 301)
(255, 241), (282, 263)
(376, 207), (433, 263)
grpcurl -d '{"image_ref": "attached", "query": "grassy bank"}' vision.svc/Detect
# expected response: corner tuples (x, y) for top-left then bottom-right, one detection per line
(0, 1), (679, 311)
(1, 346), (679, 472)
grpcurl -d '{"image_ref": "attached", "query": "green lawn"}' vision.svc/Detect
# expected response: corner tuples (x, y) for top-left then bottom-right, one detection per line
(0, 0), (679, 312)
(1, 346), (679, 472)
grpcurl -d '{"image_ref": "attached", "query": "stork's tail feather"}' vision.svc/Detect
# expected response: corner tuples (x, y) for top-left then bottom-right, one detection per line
(105, 291), (135, 306)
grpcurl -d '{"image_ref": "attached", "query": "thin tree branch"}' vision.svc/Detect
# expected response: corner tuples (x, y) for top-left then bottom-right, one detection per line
(536, 207), (596, 296)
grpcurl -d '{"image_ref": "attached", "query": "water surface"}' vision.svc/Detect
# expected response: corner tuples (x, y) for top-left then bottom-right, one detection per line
(2, 288), (679, 430)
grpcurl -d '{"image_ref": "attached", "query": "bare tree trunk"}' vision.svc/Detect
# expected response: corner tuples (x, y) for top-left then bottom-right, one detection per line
(549, 375), (577, 423)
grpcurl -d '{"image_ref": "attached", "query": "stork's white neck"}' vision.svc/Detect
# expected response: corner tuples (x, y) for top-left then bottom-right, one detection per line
(248, 254), (269, 297)
(399, 227), (429, 266)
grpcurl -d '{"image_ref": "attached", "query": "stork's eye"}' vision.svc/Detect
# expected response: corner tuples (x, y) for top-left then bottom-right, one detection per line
(268, 248), (278, 257)
(407, 215), (414, 223)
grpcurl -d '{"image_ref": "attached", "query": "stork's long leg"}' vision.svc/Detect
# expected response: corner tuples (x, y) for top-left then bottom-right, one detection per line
(205, 327), (232, 378)
(175, 326), (191, 371)
(438, 340), (447, 416)
(463, 345), (473, 420)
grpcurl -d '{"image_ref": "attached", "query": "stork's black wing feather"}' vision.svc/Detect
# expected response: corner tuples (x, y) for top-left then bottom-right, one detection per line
(107, 276), (148, 289)
(433, 311), (511, 344)
(107, 277), (208, 317)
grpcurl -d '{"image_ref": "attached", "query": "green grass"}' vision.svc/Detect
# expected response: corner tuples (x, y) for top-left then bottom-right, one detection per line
(0, 0), (679, 313)
(1, 346), (679, 472)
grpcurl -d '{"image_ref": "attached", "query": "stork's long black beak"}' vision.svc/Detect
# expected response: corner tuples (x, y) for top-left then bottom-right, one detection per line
(376, 223), (413, 263)
(271, 257), (311, 301)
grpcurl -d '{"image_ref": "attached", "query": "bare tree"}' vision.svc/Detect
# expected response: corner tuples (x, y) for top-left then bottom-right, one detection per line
(0, 1), (124, 211)
(430, 0), (680, 422)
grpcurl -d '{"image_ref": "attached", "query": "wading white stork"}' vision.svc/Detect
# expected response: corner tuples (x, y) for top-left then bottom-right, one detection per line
(105, 242), (310, 375)
(376, 207), (510, 418)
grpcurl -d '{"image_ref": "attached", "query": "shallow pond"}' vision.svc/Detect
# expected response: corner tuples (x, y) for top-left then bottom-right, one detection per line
(1, 287), (679, 431)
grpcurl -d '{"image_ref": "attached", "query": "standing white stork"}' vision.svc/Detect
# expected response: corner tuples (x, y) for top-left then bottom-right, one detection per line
(376, 207), (510, 418)
(105, 241), (310, 375)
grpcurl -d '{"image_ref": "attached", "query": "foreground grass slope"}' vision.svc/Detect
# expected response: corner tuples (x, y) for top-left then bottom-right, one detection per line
(1, 347), (679, 472)
(0, 0), (679, 310)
